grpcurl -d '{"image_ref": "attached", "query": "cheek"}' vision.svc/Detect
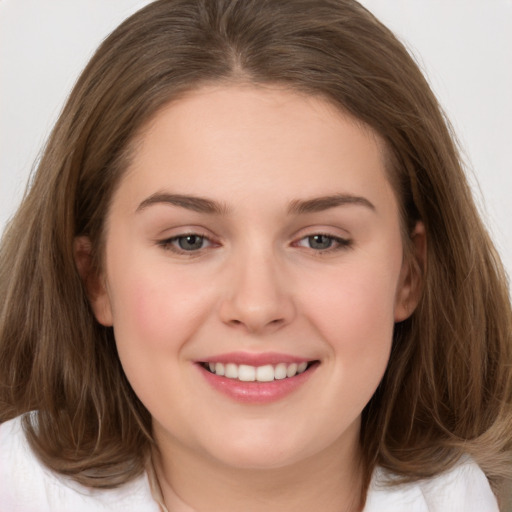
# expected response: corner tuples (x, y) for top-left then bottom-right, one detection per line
(297, 250), (403, 392)
(105, 266), (215, 410)
(107, 266), (211, 353)
(291, 261), (400, 448)
(304, 265), (398, 340)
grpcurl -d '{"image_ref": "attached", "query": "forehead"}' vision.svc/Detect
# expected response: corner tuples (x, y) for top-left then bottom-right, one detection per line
(114, 84), (396, 216)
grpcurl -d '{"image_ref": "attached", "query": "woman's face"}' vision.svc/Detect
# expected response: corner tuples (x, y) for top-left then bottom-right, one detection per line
(89, 85), (420, 471)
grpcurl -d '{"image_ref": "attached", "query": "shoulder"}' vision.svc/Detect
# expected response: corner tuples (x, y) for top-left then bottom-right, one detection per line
(364, 456), (499, 512)
(0, 414), (161, 512)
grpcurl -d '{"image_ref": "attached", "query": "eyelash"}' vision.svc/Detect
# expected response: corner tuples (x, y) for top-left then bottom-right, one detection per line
(157, 232), (352, 255)
(157, 233), (215, 254)
(293, 233), (352, 253)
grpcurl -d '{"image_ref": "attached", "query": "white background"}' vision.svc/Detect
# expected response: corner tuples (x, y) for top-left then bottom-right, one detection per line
(1, 0), (511, 279)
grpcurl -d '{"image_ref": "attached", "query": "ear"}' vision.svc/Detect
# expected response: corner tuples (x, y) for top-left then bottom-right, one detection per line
(394, 221), (426, 322)
(74, 236), (113, 326)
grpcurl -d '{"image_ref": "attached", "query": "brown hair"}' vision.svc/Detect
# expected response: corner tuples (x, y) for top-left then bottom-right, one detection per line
(1, 0), (511, 504)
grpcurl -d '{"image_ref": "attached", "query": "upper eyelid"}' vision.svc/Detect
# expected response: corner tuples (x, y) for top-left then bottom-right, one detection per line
(160, 231), (210, 240)
(291, 226), (352, 242)
(292, 222), (351, 234)
(156, 226), (217, 241)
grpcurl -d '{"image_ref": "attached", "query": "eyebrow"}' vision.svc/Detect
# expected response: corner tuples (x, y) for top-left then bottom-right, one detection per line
(287, 194), (375, 214)
(136, 192), (375, 215)
(136, 193), (230, 215)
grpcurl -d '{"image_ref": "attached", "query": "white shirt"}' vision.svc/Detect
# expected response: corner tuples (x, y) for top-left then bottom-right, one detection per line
(0, 415), (499, 511)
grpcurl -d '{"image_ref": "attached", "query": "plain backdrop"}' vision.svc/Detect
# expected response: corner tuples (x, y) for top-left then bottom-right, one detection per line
(1, 0), (511, 279)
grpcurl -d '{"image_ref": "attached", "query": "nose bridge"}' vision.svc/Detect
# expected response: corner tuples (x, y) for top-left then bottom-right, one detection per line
(219, 240), (294, 333)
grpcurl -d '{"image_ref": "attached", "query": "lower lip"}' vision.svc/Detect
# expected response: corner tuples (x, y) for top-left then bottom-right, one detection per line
(198, 363), (318, 404)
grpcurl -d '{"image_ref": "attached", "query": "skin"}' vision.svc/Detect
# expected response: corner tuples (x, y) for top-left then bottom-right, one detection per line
(80, 84), (424, 512)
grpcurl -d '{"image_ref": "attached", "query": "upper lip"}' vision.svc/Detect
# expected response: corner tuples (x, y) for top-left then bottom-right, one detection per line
(197, 351), (314, 366)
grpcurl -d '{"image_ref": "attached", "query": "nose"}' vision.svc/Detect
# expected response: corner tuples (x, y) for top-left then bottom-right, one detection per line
(218, 247), (296, 335)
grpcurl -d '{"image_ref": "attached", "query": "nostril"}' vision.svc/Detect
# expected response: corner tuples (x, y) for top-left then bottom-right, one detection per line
(230, 317), (284, 328)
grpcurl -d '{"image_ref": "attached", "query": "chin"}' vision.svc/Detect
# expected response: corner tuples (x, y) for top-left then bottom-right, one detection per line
(199, 426), (333, 472)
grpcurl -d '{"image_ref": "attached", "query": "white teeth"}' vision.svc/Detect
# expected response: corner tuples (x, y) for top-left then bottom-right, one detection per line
(238, 364), (256, 382)
(274, 363), (288, 380)
(286, 363), (298, 378)
(225, 363), (238, 379)
(206, 361), (311, 381)
(256, 365), (274, 382)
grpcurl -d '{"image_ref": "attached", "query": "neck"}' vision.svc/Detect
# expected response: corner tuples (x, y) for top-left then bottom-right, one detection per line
(152, 432), (364, 512)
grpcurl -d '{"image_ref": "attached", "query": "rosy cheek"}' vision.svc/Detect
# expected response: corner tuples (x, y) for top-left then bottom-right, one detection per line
(112, 269), (212, 352)
(301, 267), (397, 350)
(108, 273), (168, 347)
(133, 289), (169, 343)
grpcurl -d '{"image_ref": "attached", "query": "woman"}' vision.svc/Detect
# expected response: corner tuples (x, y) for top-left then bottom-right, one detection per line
(1, 1), (510, 510)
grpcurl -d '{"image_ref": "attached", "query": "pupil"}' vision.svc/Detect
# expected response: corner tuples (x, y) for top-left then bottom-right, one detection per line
(179, 235), (203, 250)
(309, 235), (332, 250)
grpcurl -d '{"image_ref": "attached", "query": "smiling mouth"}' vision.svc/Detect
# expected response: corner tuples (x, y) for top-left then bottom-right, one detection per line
(200, 361), (317, 382)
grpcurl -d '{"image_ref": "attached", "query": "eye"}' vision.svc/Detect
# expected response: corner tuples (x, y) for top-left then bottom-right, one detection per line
(304, 234), (334, 250)
(295, 233), (351, 252)
(158, 233), (215, 253)
(175, 234), (207, 251)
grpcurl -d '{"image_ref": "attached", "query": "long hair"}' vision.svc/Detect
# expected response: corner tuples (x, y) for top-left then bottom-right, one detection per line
(1, 0), (511, 502)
